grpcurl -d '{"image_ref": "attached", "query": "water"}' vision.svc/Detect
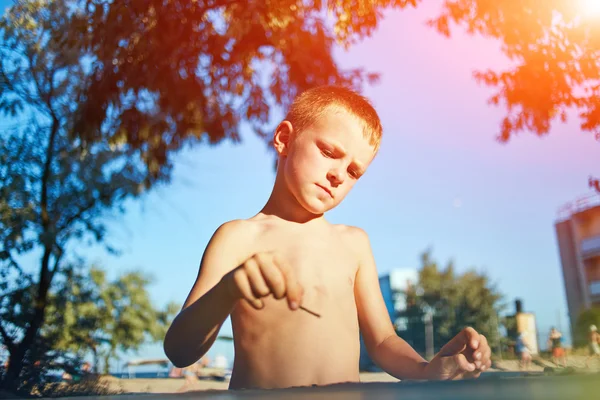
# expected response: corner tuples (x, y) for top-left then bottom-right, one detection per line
(111, 370), (171, 379)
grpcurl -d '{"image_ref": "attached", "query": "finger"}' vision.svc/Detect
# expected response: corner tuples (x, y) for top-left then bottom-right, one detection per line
(468, 370), (482, 379)
(232, 268), (263, 309)
(476, 355), (491, 372)
(454, 353), (476, 374)
(482, 359), (492, 371)
(472, 335), (491, 368)
(476, 341), (494, 369)
(477, 334), (489, 353)
(458, 367), (482, 379)
(479, 336), (492, 364)
(255, 254), (286, 299)
(464, 327), (481, 350)
(244, 258), (271, 298)
(273, 255), (303, 309)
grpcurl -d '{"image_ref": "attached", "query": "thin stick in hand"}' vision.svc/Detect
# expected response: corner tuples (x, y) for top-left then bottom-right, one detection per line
(299, 305), (321, 318)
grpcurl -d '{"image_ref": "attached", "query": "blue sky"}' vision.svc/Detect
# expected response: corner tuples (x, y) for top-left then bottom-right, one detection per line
(3, 1), (599, 370)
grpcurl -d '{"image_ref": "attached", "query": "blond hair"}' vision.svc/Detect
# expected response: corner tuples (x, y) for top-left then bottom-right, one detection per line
(284, 86), (382, 153)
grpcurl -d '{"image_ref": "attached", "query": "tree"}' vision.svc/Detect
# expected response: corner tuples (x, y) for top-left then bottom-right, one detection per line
(425, 1), (600, 189)
(45, 265), (178, 374)
(75, 0), (600, 180)
(70, 0), (396, 176)
(398, 250), (505, 355)
(0, 268), (84, 395)
(0, 0), (416, 390)
(0, 1), (151, 389)
(428, 0), (600, 142)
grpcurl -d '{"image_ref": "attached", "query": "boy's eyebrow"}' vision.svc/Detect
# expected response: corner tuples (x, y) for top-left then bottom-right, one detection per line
(351, 160), (366, 174)
(320, 139), (366, 172)
(319, 139), (346, 155)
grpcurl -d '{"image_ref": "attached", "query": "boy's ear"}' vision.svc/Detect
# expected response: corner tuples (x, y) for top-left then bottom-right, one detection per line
(273, 121), (293, 156)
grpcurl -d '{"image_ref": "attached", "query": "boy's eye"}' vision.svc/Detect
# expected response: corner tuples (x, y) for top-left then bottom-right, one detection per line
(349, 170), (360, 179)
(321, 149), (334, 157)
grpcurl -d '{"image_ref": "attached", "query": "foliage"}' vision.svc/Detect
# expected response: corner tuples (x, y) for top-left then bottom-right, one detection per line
(0, 0), (153, 389)
(573, 307), (600, 347)
(429, 0), (600, 142)
(398, 250), (505, 355)
(44, 265), (178, 374)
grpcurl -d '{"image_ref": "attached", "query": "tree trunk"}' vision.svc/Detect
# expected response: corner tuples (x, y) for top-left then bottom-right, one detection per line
(103, 353), (111, 375)
(92, 347), (98, 374)
(0, 248), (53, 392)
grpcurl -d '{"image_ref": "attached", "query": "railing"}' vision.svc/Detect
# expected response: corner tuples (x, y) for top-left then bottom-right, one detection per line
(556, 192), (600, 221)
(581, 236), (600, 257)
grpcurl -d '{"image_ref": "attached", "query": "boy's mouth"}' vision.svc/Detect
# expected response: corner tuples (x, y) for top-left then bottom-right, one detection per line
(316, 184), (333, 199)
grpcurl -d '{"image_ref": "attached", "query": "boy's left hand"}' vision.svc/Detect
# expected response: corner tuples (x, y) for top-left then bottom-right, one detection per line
(424, 327), (492, 380)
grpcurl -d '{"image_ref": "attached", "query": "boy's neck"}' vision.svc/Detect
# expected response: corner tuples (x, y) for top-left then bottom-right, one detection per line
(259, 178), (326, 225)
(260, 194), (325, 224)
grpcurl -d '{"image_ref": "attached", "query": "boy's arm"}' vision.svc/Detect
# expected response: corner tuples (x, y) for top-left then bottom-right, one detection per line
(352, 228), (428, 380)
(163, 220), (252, 367)
(354, 228), (491, 380)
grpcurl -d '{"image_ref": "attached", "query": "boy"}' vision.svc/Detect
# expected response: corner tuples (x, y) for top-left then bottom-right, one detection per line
(163, 86), (492, 390)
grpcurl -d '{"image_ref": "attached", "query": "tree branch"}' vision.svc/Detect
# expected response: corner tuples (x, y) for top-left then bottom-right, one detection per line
(0, 245), (32, 285)
(57, 199), (97, 233)
(24, 46), (57, 120)
(49, 243), (64, 278)
(0, 57), (46, 109)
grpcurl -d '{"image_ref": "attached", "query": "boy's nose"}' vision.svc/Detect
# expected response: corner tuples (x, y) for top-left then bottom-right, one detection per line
(327, 169), (345, 186)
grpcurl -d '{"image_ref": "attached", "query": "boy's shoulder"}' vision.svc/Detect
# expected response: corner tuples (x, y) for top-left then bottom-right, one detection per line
(214, 218), (372, 246)
(212, 218), (264, 239)
(332, 223), (367, 236)
(331, 223), (372, 248)
(211, 216), (279, 241)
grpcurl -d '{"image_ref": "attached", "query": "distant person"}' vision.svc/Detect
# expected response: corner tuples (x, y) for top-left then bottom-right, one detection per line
(213, 354), (228, 370)
(547, 327), (567, 367)
(168, 366), (183, 378)
(65, 361), (93, 383)
(585, 325), (600, 369)
(61, 371), (73, 382)
(176, 363), (200, 393)
(163, 85), (492, 390)
(515, 332), (532, 371)
(199, 355), (211, 368)
(81, 361), (91, 374)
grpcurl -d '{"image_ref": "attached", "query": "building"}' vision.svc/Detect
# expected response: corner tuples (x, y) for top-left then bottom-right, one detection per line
(359, 268), (418, 371)
(555, 194), (600, 339)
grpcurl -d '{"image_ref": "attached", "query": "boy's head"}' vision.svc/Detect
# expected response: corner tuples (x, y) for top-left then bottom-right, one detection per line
(283, 86), (382, 153)
(272, 86), (382, 215)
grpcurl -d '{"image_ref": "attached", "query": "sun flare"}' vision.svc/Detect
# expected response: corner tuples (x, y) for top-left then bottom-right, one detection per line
(581, 0), (600, 16)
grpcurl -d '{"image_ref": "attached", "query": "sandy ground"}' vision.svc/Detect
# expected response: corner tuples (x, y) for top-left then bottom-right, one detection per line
(100, 356), (600, 395)
(102, 372), (398, 394)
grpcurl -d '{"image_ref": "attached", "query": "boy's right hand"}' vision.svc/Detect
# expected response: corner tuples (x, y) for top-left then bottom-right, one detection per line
(224, 252), (304, 311)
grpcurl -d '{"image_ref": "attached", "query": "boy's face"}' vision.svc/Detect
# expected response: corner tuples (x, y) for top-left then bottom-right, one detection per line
(276, 107), (377, 215)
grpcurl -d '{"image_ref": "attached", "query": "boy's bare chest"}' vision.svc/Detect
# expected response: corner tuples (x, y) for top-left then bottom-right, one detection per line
(256, 229), (358, 298)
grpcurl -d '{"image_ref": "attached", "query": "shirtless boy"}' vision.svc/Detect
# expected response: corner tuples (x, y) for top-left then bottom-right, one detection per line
(163, 86), (492, 389)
